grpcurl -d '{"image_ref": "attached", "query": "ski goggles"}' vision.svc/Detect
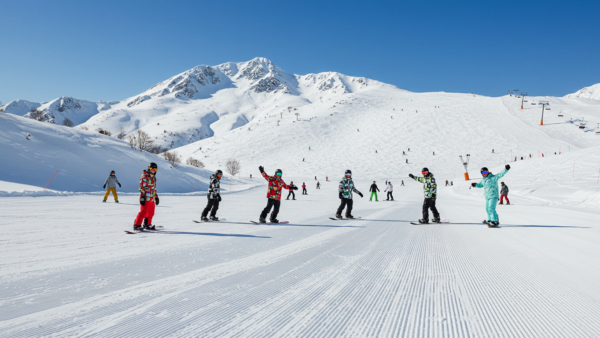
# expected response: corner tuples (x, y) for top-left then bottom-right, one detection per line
(276, 172), (282, 176)
(422, 171), (429, 175)
(148, 168), (157, 173)
(481, 171), (489, 176)
(216, 174), (222, 177)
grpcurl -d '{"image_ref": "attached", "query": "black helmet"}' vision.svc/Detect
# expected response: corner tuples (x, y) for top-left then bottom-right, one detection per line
(275, 169), (282, 176)
(110, 170), (115, 174)
(422, 167), (429, 172)
(481, 167), (489, 177)
(345, 169), (352, 176)
(215, 169), (223, 176)
(501, 181), (505, 185)
(149, 162), (158, 169)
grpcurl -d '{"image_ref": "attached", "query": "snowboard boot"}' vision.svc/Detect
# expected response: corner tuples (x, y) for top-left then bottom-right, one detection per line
(335, 214), (343, 219)
(145, 224), (156, 230)
(345, 215), (355, 219)
(133, 225), (142, 231)
(507, 203), (510, 205)
(418, 219), (429, 224)
(201, 216), (209, 222)
(209, 216), (219, 222)
(270, 218), (279, 223)
(259, 217), (267, 223)
(432, 217), (441, 223)
(491, 221), (500, 227)
(115, 200), (119, 203)
(102, 200), (106, 203)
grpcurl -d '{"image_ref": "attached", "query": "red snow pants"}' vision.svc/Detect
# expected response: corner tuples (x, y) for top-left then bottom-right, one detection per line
(134, 200), (155, 225)
(500, 195), (510, 204)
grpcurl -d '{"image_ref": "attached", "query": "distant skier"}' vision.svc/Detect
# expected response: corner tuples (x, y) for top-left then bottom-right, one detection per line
(287, 181), (297, 200)
(302, 182), (307, 195)
(450, 181), (453, 186)
(409, 167), (440, 223)
(369, 181), (380, 202)
(258, 166), (296, 223)
(102, 170), (121, 203)
(445, 180), (448, 186)
(471, 165), (510, 227)
(336, 170), (363, 219)
(384, 182), (394, 200)
(499, 182), (510, 205)
(406, 159), (408, 164)
(315, 176), (317, 180)
(133, 163), (159, 231)
(385, 180), (388, 185)
(403, 151), (405, 155)
(200, 169), (223, 222)
(401, 180), (404, 186)
(316, 181), (321, 189)
(492, 149), (495, 153)
(326, 176), (329, 181)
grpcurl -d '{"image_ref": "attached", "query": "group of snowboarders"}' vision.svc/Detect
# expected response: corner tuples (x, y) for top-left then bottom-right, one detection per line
(104, 160), (512, 232)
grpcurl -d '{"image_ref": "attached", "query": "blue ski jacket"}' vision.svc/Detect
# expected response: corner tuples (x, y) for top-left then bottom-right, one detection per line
(474, 169), (508, 199)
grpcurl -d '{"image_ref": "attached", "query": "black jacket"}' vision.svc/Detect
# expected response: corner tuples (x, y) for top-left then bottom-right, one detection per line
(369, 184), (380, 192)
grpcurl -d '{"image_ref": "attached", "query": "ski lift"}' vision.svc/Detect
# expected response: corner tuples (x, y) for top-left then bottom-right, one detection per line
(546, 107), (551, 110)
(579, 119), (587, 129)
(524, 100), (528, 102)
(531, 102), (537, 105)
(558, 110), (563, 117)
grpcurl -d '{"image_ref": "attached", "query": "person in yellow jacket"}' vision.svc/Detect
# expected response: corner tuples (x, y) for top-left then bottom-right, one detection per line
(103, 170), (121, 203)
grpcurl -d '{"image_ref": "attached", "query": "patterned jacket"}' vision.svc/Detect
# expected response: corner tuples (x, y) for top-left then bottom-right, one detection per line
(339, 177), (361, 199)
(139, 170), (157, 201)
(412, 174), (437, 198)
(500, 184), (509, 195)
(262, 171), (292, 201)
(207, 174), (221, 199)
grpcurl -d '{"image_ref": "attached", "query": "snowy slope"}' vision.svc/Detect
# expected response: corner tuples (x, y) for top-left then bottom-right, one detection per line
(0, 113), (219, 193)
(565, 83), (600, 100)
(173, 89), (578, 180)
(0, 99), (41, 115)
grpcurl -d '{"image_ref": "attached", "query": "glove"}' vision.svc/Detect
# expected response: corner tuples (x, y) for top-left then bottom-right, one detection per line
(339, 192), (343, 199)
(294, 186), (298, 190)
(103, 184), (106, 189)
(155, 196), (159, 206)
(409, 174), (414, 179)
(471, 183), (477, 188)
(118, 183), (121, 188)
(259, 166), (264, 173)
(217, 194), (222, 202)
(140, 197), (146, 206)
(505, 164), (511, 170)
(358, 192), (363, 198)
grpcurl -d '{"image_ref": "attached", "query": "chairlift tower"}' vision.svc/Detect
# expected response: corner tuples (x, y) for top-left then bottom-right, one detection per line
(520, 92), (527, 109)
(459, 154), (471, 181)
(539, 100), (549, 125)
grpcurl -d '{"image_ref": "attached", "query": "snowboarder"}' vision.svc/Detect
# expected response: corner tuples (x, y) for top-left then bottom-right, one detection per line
(384, 181), (394, 200)
(403, 151), (405, 155)
(499, 182), (510, 205)
(409, 167), (440, 223)
(369, 181), (380, 201)
(336, 170), (363, 219)
(102, 170), (121, 203)
(450, 181), (453, 186)
(406, 159), (408, 164)
(316, 181), (321, 189)
(200, 169), (222, 222)
(401, 180), (404, 186)
(445, 180), (449, 186)
(133, 163), (159, 231)
(302, 182), (307, 195)
(287, 181), (297, 200)
(471, 165), (510, 227)
(315, 176), (317, 180)
(258, 167), (296, 223)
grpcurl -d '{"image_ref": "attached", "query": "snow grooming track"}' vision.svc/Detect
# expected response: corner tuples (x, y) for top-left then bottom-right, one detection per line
(0, 225), (356, 337)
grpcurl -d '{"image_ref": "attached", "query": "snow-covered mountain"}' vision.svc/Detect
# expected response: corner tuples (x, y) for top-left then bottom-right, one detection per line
(0, 99), (41, 116)
(565, 83), (600, 100)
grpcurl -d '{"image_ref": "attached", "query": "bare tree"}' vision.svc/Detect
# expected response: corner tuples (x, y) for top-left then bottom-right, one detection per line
(147, 145), (169, 154)
(29, 109), (45, 121)
(62, 117), (74, 127)
(162, 151), (182, 168)
(79, 125), (89, 131)
(117, 127), (127, 140)
(127, 129), (154, 152)
(294, 112), (300, 121)
(225, 159), (241, 176)
(186, 157), (205, 168)
(97, 128), (112, 136)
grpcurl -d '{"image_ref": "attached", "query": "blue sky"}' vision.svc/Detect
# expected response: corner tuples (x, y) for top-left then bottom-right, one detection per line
(1, 0), (599, 103)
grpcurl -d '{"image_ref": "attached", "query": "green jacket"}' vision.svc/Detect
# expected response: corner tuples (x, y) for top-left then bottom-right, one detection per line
(412, 174), (437, 198)
(339, 177), (361, 199)
(474, 169), (508, 199)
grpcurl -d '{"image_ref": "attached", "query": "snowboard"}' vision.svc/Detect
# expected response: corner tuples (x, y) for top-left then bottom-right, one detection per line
(410, 219), (450, 225)
(124, 226), (163, 234)
(483, 220), (500, 228)
(329, 217), (362, 221)
(250, 221), (289, 224)
(193, 219), (227, 223)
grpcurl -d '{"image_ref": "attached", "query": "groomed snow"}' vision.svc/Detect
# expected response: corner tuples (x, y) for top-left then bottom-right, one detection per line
(1, 179), (600, 337)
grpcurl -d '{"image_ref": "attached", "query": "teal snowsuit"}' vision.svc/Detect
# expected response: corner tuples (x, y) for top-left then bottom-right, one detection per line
(474, 169), (508, 222)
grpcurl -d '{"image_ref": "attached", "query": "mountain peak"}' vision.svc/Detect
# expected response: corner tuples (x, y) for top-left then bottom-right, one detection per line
(565, 83), (600, 100)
